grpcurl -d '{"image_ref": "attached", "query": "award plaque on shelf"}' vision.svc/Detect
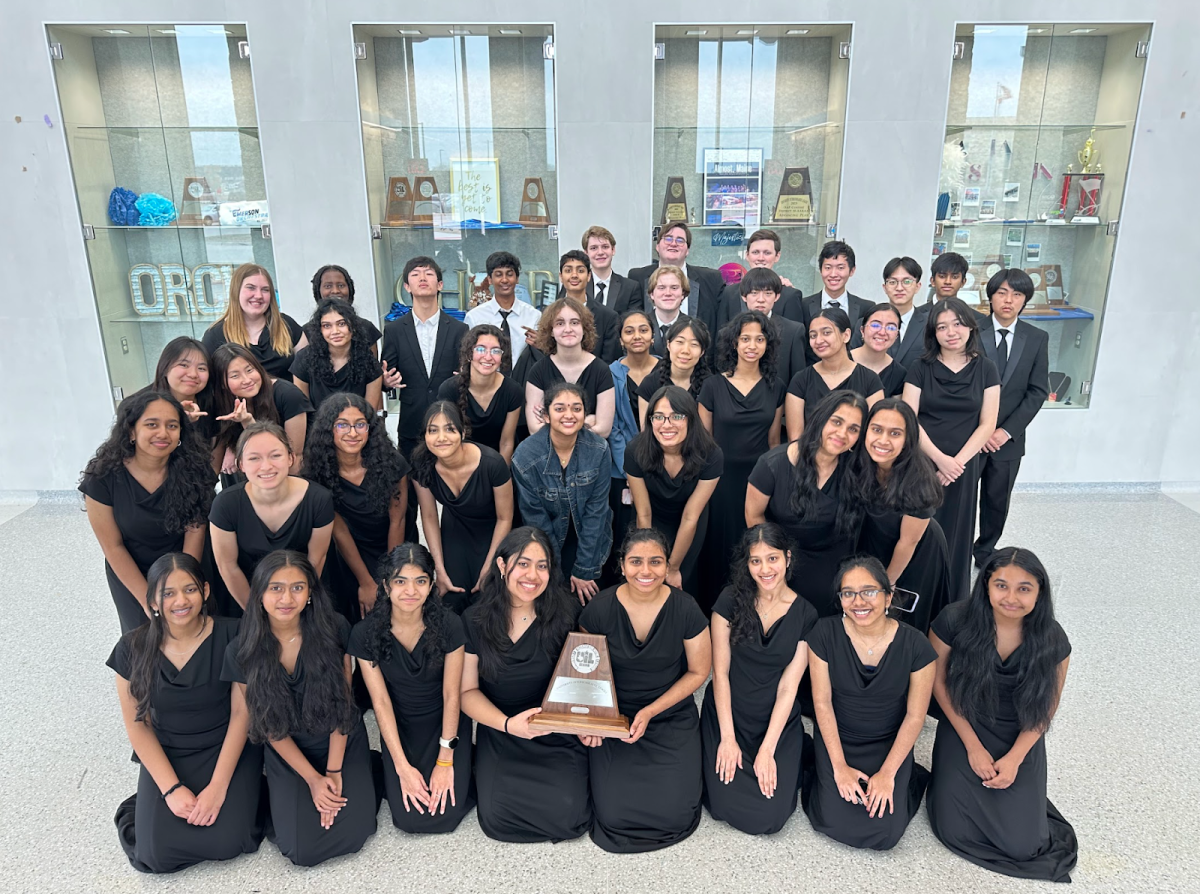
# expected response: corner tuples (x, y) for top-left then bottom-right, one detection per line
(660, 177), (688, 225)
(527, 632), (630, 738)
(411, 175), (441, 224)
(384, 176), (413, 224)
(518, 177), (552, 226)
(1043, 264), (1066, 304)
(1024, 266), (1049, 305)
(178, 177), (216, 226)
(771, 167), (813, 223)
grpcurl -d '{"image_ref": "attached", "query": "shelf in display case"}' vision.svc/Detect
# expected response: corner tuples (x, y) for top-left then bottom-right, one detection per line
(944, 122), (1127, 135)
(89, 223), (266, 231)
(938, 220), (1105, 229)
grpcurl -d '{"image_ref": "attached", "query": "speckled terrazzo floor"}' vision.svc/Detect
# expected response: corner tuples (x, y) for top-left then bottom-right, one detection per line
(1, 492), (1197, 893)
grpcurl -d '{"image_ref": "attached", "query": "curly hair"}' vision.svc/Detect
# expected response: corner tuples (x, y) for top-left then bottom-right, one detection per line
(303, 393), (408, 517)
(630, 385), (718, 482)
(311, 264), (355, 303)
(535, 297), (596, 355)
(237, 550), (358, 743)
(726, 523), (794, 646)
(360, 543), (450, 671)
(457, 324), (512, 423)
(850, 398), (943, 516)
(300, 298), (378, 392)
(471, 527), (577, 682)
(715, 310), (779, 384)
(81, 390), (216, 532)
(787, 390), (867, 539)
(409, 401), (468, 488)
(210, 343), (280, 453)
(649, 317), (711, 401)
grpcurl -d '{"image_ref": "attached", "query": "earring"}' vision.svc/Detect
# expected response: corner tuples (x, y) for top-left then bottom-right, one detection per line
(153, 610), (160, 617)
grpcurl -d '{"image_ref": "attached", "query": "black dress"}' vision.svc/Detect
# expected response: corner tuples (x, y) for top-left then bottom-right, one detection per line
(289, 348), (380, 411)
(747, 445), (860, 616)
(927, 602), (1077, 882)
(80, 466), (191, 634)
(461, 603), (592, 843)
(526, 355), (614, 417)
(107, 618), (265, 873)
(878, 359), (908, 398)
(437, 374), (524, 454)
(701, 588), (817, 834)
(623, 446), (724, 596)
(906, 356), (1001, 600)
(787, 363), (884, 424)
(801, 616), (937, 849)
(859, 506), (951, 634)
(202, 313), (304, 382)
(208, 480), (335, 618)
(697, 374), (786, 613)
(422, 445), (511, 613)
(581, 586), (709, 853)
(221, 616), (380, 866)
(347, 614), (475, 833)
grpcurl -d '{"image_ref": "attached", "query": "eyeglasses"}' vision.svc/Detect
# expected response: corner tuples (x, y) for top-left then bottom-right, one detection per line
(473, 346), (504, 357)
(650, 412), (687, 424)
(334, 421), (370, 434)
(884, 278), (917, 288)
(866, 321), (899, 333)
(659, 235), (687, 245)
(837, 588), (884, 601)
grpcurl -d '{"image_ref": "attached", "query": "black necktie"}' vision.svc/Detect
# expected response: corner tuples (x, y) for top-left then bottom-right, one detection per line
(660, 324), (669, 344)
(997, 329), (1009, 378)
(829, 300), (841, 313)
(498, 310), (513, 373)
(596, 282), (606, 307)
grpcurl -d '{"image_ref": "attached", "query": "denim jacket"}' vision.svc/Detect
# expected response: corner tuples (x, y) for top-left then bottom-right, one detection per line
(608, 358), (642, 482)
(511, 426), (613, 580)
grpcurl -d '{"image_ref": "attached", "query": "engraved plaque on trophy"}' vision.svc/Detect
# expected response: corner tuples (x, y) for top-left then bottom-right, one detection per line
(411, 175), (441, 224)
(384, 176), (413, 224)
(178, 177), (217, 226)
(660, 177), (688, 225)
(772, 167), (813, 223)
(518, 177), (552, 226)
(1043, 264), (1066, 305)
(527, 632), (630, 738)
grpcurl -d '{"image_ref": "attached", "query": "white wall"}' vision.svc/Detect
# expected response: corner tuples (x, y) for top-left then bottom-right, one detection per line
(2, 0), (1197, 490)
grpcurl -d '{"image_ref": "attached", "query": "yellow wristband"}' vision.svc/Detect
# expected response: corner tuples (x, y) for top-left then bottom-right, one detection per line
(436, 759), (454, 768)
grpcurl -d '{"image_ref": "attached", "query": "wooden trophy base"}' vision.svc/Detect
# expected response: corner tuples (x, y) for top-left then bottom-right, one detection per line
(528, 711), (630, 738)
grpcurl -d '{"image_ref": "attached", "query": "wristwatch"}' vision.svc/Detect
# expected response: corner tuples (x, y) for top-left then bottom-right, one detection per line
(439, 736), (460, 750)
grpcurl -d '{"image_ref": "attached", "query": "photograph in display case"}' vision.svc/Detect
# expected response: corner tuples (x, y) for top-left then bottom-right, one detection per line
(963, 187), (980, 205)
(980, 199), (997, 219)
(953, 228), (971, 248)
(949, 201), (962, 219)
(1006, 227), (1024, 246)
(932, 241), (948, 256)
(1025, 243), (1041, 263)
(1004, 182), (1021, 202)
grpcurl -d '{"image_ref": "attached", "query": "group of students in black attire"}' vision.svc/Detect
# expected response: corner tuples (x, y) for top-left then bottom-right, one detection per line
(79, 230), (1074, 881)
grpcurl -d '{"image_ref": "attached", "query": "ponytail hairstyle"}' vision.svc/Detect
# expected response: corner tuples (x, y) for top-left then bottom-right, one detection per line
(809, 305), (854, 359)
(410, 400), (468, 487)
(726, 523), (793, 646)
(361, 543), (449, 670)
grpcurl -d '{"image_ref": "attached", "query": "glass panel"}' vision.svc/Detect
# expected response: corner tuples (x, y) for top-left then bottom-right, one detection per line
(47, 23), (274, 403)
(935, 23), (1151, 408)
(353, 24), (559, 318)
(652, 24), (851, 294)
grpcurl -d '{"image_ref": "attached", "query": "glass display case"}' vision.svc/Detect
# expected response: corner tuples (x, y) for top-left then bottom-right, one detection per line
(353, 24), (560, 319)
(651, 24), (851, 294)
(933, 23), (1151, 408)
(47, 23), (275, 402)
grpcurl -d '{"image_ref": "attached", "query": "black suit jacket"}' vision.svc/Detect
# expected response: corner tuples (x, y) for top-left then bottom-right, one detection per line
(627, 261), (724, 346)
(554, 286), (621, 364)
(799, 292), (870, 364)
(588, 273), (642, 316)
(890, 302), (934, 369)
(978, 317), (1050, 460)
(380, 310), (468, 451)
(716, 282), (804, 333)
(770, 315), (808, 391)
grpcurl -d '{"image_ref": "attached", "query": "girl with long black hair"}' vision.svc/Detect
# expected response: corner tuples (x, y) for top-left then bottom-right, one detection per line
(108, 553), (264, 873)
(460, 527), (591, 843)
(303, 393), (410, 622)
(702, 523), (816, 835)
(221, 550), (380, 866)
(636, 317), (711, 424)
(747, 390), (867, 616)
(150, 336), (215, 437)
(786, 306), (884, 441)
(854, 398), (951, 633)
(81, 390), (216, 632)
(290, 298), (383, 412)
(437, 324), (523, 462)
(927, 547), (1076, 882)
(349, 544), (474, 833)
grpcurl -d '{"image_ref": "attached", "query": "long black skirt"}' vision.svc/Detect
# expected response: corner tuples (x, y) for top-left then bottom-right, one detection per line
(381, 706), (474, 833)
(935, 455), (982, 602)
(860, 515), (952, 635)
(697, 459), (753, 614)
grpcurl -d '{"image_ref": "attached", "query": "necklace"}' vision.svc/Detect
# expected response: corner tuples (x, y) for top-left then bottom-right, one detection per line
(845, 617), (890, 656)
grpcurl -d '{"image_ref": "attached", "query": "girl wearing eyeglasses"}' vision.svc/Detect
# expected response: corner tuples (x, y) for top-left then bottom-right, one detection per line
(411, 401), (514, 612)
(852, 302), (908, 398)
(802, 555), (936, 850)
(624, 385), (722, 596)
(786, 306), (884, 442)
(290, 299), (383, 414)
(303, 393), (411, 622)
(438, 325), (524, 464)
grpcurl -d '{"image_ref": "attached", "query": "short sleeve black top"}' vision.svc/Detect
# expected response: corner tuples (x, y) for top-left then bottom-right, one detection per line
(437, 374), (524, 454)
(107, 617), (241, 751)
(747, 444), (850, 551)
(423, 444), (512, 515)
(806, 616), (937, 741)
(288, 348), (381, 411)
(905, 355), (1001, 455)
(347, 611), (466, 716)
(329, 461), (411, 574)
(527, 356), (614, 417)
(79, 465), (189, 572)
(209, 480), (335, 581)
(623, 445), (724, 528)
(221, 615), (352, 751)
(270, 379), (313, 423)
(878, 359), (908, 398)
(203, 313), (305, 382)
(698, 374), (787, 459)
(579, 587), (708, 718)
(787, 364), (884, 421)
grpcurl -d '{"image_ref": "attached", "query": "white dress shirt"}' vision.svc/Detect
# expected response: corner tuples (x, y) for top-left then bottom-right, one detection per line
(412, 309), (440, 377)
(994, 322), (1016, 348)
(464, 297), (543, 364)
(898, 305), (916, 340)
(822, 290), (849, 312)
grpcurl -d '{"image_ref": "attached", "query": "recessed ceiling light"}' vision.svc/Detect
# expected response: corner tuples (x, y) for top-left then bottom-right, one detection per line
(685, 30), (708, 36)
(786, 29), (810, 35)
(448, 28), (473, 36)
(1070, 28), (1098, 34)
(397, 29), (422, 36)
(102, 29), (131, 35)
(498, 29), (522, 35)
(736, 29), (759, 36)
(156, 29), (177, 35)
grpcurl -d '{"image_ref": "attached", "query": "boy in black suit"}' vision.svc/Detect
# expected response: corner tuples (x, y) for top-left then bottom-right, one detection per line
(559, 250), (621, 363)
(582, 225), (642, 315)
(737, 267), (806, 388)
(883, 256), (932, 370)
(800, 240), (871, 363)
(627, 222), (723, 343)
(929, 252), (970, 301)
(974, 268), (1050, 568)
(716, 228), (804, 329)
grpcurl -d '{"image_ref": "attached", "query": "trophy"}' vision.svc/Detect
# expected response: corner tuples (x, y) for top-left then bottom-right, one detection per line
(1077, 128), (1101, 173)
(410, 175), (441, 224)
(771, 167), (813, 223)
(1043, 264), (1066, 305)
(384, 176), (413, 224)
(527, 632), (630, 738)
(660, 177), (688, 225)
(178, 177), (217, 226)
(518, 177), (551, 226)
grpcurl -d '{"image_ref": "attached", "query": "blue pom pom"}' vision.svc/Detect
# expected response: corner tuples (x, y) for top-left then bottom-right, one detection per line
(135, 193), (178, 227)
(108, 187), (140, 226)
